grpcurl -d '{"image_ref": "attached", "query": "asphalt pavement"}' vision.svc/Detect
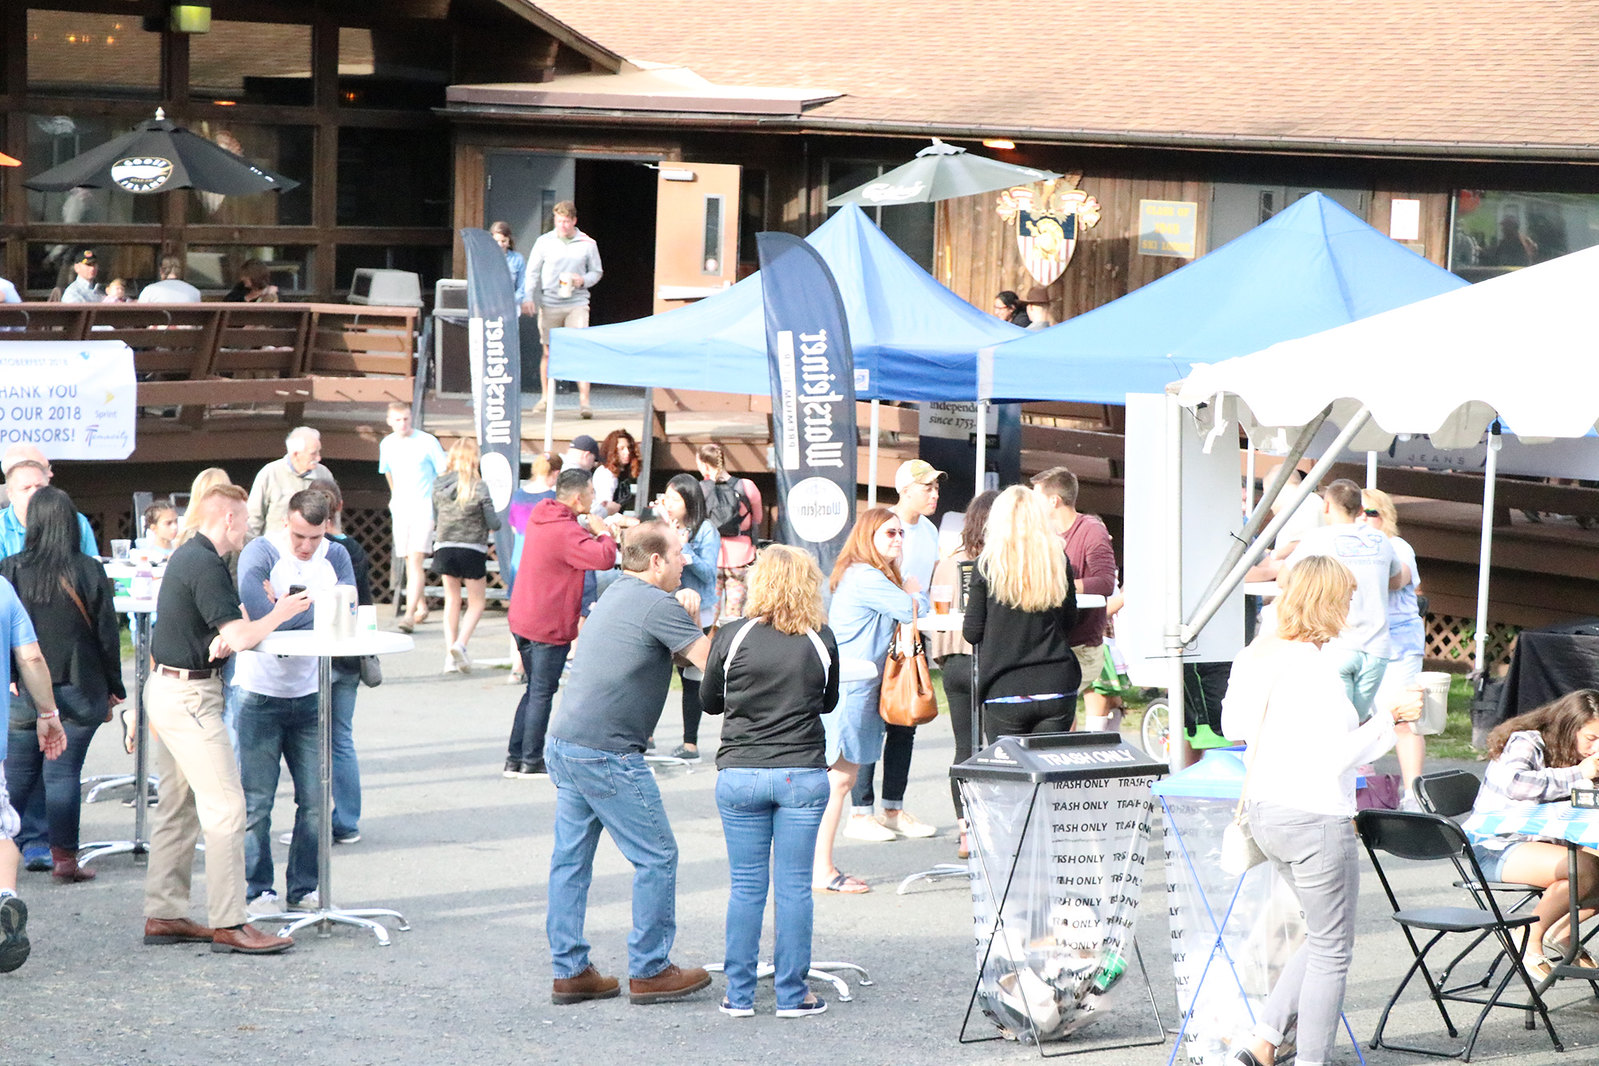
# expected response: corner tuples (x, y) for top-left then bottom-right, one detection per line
(4, 610), (1599, 1065)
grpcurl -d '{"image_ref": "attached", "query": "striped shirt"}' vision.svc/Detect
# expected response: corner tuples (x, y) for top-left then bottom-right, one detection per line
(1469, 730), (1587, 852)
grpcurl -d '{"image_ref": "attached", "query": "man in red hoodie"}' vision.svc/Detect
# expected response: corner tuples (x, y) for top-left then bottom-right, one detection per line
(1032, 466), (1119, 729)
(505, 469), (618, 777)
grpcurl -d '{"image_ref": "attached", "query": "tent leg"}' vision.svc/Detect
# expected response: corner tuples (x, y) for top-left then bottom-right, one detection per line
(637, 387), (655, 516)
(1366, 451), (1378, 489)
(1165, 393), (1189, 773)
(1474, 425), (1502, 675)
(974, 402), (988, 497)
(1244, 441), (1255, 516)
(543, 382), (557, 455)
(867, 399), (880, 508)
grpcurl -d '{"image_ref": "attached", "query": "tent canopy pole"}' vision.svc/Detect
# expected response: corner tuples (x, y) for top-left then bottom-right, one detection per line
(543, 382), (557, 455)
(1165, 393), (1188, 771)
(974, 401), (988, 497)
(1474, 423), (1502, 674)
(1180, 406), (1373, 645)
(866, 400), (880, 508)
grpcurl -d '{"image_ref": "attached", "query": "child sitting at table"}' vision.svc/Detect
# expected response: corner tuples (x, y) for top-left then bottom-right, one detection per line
(1469, 689), (1599, 977)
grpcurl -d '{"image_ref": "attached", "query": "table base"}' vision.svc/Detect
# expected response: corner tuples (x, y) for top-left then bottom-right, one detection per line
(644, 753), (697, 774)
(83, 773), (159, 804)
(897, 862), (968, 894)
(702, 960), (873, 1002)
(252, 905), (411, 947)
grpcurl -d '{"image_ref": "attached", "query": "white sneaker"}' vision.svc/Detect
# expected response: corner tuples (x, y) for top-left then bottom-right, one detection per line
(450, 643), (472, 673)
(443, 654), (460, 674)
(277, 831), (292, 846)
(879, 810), (937, 838)
(287, 891), (320, 912)
(843, 812), (897, 842)
(246, 891), (282, 918)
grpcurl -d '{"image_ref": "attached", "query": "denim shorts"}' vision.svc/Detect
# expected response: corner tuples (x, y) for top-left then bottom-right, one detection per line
(1470, 839), (1523, 882)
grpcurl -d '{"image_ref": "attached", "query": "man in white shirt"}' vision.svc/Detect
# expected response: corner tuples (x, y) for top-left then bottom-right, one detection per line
(234, 490), (354, 915)
(1279, 479), (1404, 718)
(0, 276), (20, 303)
(60, 250), (103, 303)
(378, 402), (447, 632)
(138, 256), (202, 303)
(847, 460), (944, 843)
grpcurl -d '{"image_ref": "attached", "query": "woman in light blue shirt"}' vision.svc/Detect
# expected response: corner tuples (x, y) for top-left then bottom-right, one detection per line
(658, 473), (720, 761)
(1362, 488), (1427, 791)
(490, 222), (525, 297)
(812, 507), (927, 894)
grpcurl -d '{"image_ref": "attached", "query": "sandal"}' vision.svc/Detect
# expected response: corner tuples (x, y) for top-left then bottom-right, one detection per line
(119, 705), (137, 755)
(396, 618), (414, 634)
(814, 871), (869, 894)
(1543, 938), (1599, 968)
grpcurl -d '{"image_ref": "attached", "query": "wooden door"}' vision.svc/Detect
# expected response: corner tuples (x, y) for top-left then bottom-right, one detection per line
(652, 162), (741, 314)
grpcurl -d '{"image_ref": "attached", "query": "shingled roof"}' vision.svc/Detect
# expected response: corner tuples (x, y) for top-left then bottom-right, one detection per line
(527, 0), (1599, 156)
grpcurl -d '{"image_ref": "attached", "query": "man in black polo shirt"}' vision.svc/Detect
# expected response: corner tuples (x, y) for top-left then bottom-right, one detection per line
(142, 484), (311, 955)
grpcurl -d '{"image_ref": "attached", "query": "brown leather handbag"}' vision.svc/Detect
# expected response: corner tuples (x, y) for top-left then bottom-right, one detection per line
(879, 605), (939, 726)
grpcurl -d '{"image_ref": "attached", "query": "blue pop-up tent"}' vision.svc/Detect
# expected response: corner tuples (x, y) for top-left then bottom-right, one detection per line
(549, 203), (1024, 402)
(980, 192), (1469, 404)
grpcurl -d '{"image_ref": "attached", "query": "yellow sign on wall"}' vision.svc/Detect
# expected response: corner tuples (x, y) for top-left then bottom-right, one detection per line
(1138, 199), (1197, 259)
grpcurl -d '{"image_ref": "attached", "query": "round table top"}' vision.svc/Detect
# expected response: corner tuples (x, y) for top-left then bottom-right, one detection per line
(256, 630), (414, 657)
(113, 596), (158, 615)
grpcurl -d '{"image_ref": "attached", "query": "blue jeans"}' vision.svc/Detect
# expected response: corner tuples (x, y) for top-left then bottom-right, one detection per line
(238, 689), (321, 903)
(509, 639), (569, 765)
(1331, 647), (1387, 722)
(716, 766), (829, 1010)
(331, 671), (360, 838)
(6, 712), (100, 851)
(545, 737), (678, 980)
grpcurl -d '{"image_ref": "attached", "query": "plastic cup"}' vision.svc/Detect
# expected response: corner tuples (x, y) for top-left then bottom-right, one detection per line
(111, 539), (131, 561)
(357, 604), (378, 632)
(1417, 671), (1452, 734)
(931, 585), (953, 614)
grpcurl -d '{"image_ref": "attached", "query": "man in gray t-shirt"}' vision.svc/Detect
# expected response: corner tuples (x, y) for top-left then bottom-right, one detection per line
(543, 522), (713, 1008)
(1280, 478), (1402, 718)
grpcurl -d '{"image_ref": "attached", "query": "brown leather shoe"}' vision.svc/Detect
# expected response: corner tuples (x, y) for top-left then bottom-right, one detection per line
(51, 846), (96, 883)
(552, 964), (621, 1005)
(143, 917), (215, 945)
(210, 924), (294, 955)
(629, 963), (712, 1004)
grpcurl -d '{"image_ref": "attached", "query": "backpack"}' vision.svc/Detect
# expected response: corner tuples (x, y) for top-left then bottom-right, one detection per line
(702, 477), (751, 538)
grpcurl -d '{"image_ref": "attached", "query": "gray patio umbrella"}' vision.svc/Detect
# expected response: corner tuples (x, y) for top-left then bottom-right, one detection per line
(825, 138), (1061, 207)
(24, 108), (297, 196)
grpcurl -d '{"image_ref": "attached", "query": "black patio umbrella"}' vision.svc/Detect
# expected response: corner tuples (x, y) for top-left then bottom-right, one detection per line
(24, 108), (298, 196)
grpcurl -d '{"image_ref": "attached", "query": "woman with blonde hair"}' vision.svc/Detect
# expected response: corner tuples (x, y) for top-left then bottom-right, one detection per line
(702, 545), (839, 1017)
(1362, 487), (1428, 792)
(962, 486), (1079, 737)
(176, 467), (232, 546)
(431, 436), (500, 673)
(812, 508), (927, 893)
(1221, 555), (1421, 1066)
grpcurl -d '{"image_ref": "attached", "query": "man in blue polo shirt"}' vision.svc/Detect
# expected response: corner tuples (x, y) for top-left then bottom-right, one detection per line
(0, 573), (66, 973)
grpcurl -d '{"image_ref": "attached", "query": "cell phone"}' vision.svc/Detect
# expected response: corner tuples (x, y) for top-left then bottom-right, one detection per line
(287, 585), (306, 596)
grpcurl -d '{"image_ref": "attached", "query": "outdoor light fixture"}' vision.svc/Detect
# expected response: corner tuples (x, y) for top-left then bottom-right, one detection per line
(982, 139), (1016, 150)
(170, 5), (211, 33)
(660, 168), (697, 182)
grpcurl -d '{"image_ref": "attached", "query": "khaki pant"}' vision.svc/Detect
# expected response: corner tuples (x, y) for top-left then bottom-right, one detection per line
(142, 671), (248, 929)
(1072, 643), (1107, 696)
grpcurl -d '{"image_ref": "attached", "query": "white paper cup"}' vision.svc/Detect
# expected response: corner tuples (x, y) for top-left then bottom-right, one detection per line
(357, 604), (378, 631)
(1417, 671), (1452, 735)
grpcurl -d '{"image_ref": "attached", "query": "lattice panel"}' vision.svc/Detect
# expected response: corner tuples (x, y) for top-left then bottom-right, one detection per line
(343, 507), (394, 601)
(1425, 613), (1518, 672)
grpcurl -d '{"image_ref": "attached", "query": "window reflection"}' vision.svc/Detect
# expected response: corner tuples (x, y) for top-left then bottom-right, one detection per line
(183, 121), (312, 226)
(25, 113), (162, 225)
(27, 11), (160, 97)
(823, 159), (935, 271)
(25, 242), (159, 298)
(1450, 190), (1599, 283)
(337, 129), (449, 226)
(190, 21), (313, 107)
(337, 27), (450, 110)
(187, 246), (316, 296)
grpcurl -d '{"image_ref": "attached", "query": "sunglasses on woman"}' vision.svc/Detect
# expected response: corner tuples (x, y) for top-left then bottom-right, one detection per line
(882, 528), (904, 538)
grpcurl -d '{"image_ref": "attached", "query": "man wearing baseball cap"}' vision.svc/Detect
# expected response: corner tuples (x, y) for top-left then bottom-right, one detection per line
(61, 250), (103, 304)
(565, 435), (601, 474)
(847, 459), (945, 843)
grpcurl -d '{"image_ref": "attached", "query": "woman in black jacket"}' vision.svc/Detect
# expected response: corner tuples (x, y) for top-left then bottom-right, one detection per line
(1, 487), (125, 882)
(702, 544), (839, 1018)
(962, 485), (1078, 739)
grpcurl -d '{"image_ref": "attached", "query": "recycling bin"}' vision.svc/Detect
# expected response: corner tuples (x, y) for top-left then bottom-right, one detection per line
(954, 730), (1167, 1052)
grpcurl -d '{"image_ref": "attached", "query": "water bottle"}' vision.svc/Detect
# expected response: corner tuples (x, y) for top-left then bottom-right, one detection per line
(132, 559), (154, 602)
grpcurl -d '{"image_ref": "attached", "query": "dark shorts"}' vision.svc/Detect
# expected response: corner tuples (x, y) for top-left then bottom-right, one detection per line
(433, 546), (487, 580)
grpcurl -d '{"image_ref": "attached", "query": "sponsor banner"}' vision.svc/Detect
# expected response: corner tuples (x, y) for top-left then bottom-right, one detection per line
(460, 227), (522, 566)
(0, 341), (135, 459)
(756, 232), (858, 573)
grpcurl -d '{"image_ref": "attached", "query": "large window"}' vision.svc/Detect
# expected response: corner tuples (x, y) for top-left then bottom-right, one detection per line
(190, 21), (314, 107)
(27, 11), (160, 98)
(334, 245), (449, 297)
(1209, 183), (1367, 247)
(25, 112), (162, 225)
(1449, 190), (1599, 283)
(337, 128), (450, 227)
(338, 27), (450, 110)
(823, 159), (936, 271)
(187, 245), (317, 296)
(25, 242), (160, 297)
(183, 121), (313, 226)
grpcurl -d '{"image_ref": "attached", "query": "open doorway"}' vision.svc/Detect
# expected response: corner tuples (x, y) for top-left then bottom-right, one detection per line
(574, 158), (658, 326)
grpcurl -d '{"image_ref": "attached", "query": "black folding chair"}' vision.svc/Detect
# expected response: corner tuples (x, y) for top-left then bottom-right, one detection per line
(1413, 770), (1548, 988)
(1356, 809), (1562, 1061)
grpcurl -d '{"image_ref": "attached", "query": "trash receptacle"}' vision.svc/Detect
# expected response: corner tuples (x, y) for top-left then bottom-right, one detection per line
(1152, 751), (1340, 1066)
(954, 730), (1167, 1052)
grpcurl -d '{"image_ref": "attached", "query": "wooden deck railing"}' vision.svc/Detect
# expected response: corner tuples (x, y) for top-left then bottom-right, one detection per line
(0, 302), (418, 423)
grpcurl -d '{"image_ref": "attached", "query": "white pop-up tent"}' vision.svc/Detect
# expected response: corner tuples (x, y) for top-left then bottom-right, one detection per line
(1163, 243), (1599, 745)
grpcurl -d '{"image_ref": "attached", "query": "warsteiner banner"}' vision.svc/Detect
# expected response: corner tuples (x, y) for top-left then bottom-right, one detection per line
(460, 227), (522, 568)
(756, 232), (858, 574)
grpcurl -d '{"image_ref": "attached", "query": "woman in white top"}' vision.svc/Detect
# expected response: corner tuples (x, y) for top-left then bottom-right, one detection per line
(1221, 555), (1421, 1066)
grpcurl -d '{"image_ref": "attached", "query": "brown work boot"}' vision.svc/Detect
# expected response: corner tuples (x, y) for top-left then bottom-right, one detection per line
(629, 963), (712, 1004)
(144, 916), (215, 945)
(210, 924), (294, 955)
(552, 964), (621, 1005)
(51, 846), (96, 883)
